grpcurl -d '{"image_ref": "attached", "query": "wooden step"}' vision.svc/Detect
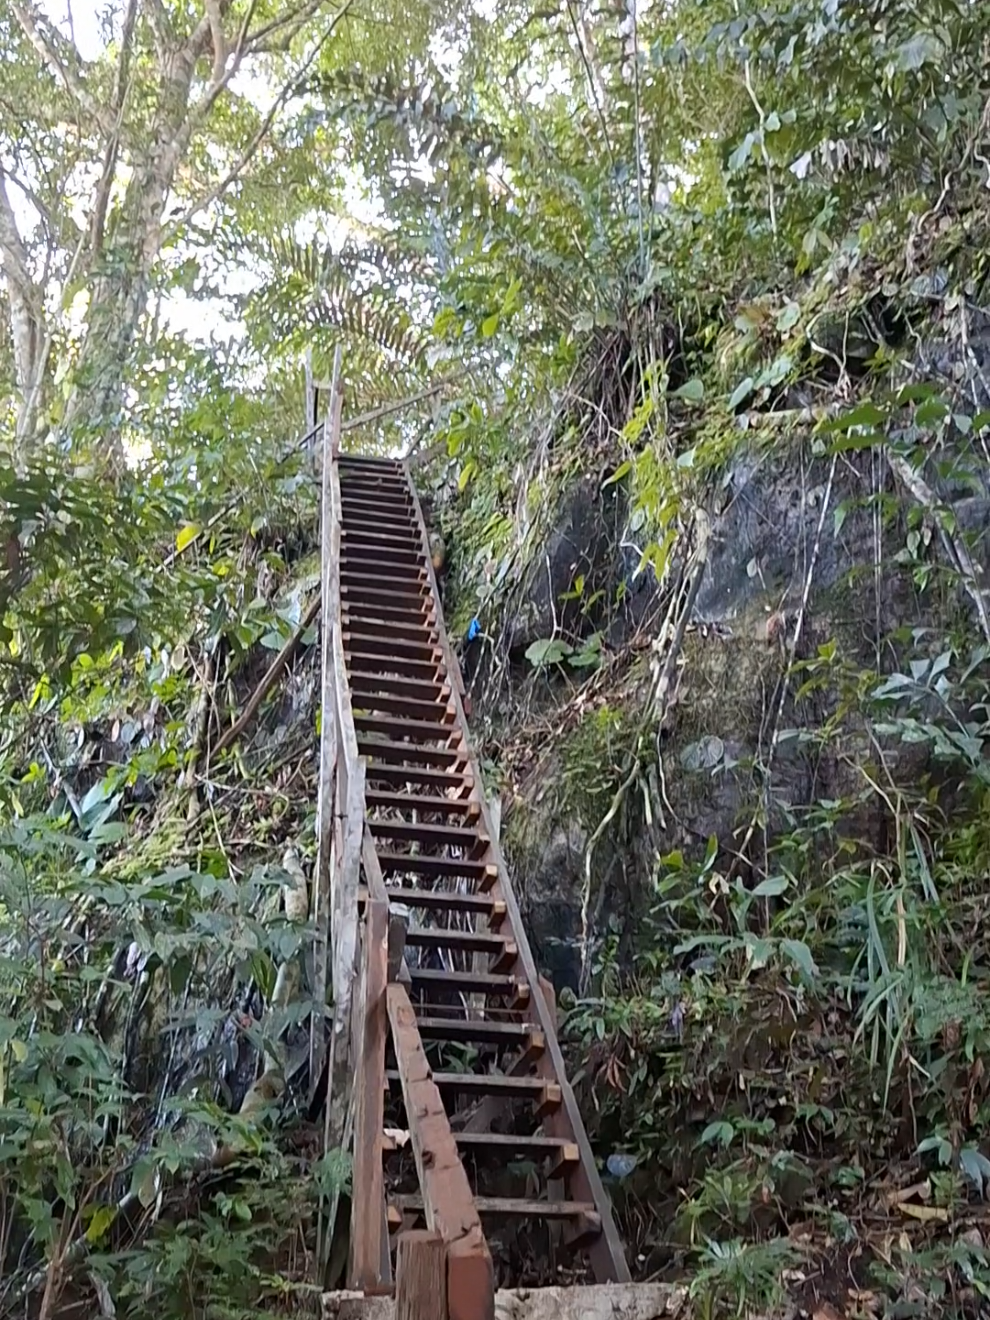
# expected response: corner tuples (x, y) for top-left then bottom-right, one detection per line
(391, 1194), (599, 1225)
(342, 526), (422, 549)
(366, 788), (474, 814)
(337, 455), (404, 471)
(362, 764), (468, 792)
(341, 556), (425, 583)
(343, 542), (425, 567)
(404, 927), (514, 957)
(347, 652), (440, 679)
(340, 478), (411, 497)
(340, 573), (429, 600)
(358, 885), (499, 918)
(341, 510), (418, 532)
(377, 852), (492, 881)
(348, 671), (447, 702)
(408, 967), (527, 1001)
(368, 818), (481, 847)
(340, 488), (413, 509)
(357, 738), (461, 768)
(345, 635), (440, 665)
(342, 616), (440, 647)
(414, 1017), (534, 1045)
(339, 486), (412, 505)
(338, 472), (410, 490)
(343, 609), (437, 638)
(341, 584), (433, 615)
(386, 1070), (552, 1099)
(353, 696), (452, 725)
(354, 714), (456, 744)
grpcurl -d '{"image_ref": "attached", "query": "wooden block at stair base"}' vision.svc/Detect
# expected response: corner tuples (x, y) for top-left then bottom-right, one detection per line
(386, 1204), (403, 1235)
(504, 1029), (545, 1075)
(563, 1210), (604, 1251)
(490, 940), (518, 975)
(387, 906), (410, 983)
(479, 864), (500, 894)
(548, 1141), (581, 1181)
(446, 1235), (495, 1320)
(396, 1231), (446, 1320)
(487, 900), (507, 932)
(534, 1082), (562, 1120)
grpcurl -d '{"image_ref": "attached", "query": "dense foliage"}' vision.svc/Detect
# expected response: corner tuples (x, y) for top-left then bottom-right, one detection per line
(3, 0), (990, 1315)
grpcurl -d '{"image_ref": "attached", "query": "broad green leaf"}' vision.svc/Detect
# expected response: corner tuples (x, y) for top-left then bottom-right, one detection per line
(85, 1205), (117, 1244)
(176, 523), (200, 553)
(728, 377), (754, 410)
(751, 874), (789, 898)
(781, 939), (818, 981)
(820, 402), (886, 433)
(826, 430), (886, 453)
(672, 378), (704, 403)
(894, 31), (942, 71)
(525, 638), (573, 668)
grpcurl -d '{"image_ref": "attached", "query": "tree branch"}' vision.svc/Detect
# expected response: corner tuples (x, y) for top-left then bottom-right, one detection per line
(211, 594), (321, 758)
(0, 167), (46, 440)
(9, 0), (109, 132)
(204, 0), (228, 89)
(173, 1), (354, 230)
(91, 0), (140, 257)
(143, 0), (173, 62)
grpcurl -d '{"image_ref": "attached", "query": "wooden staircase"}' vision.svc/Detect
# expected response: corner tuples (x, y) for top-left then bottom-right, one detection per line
(318, 428), (629, 1319)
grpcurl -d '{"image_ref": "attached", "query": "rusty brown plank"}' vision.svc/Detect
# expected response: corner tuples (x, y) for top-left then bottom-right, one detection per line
(385, 984), (494, 1320)
(348, 894), (389, 1290)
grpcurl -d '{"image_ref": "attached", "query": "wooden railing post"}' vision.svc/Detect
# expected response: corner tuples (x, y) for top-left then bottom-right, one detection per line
(396, 1231), (447, 1320)
(386, 984), (495, 1320)
(349, 883), (388, 1290)
(312, 344), (343, 1105)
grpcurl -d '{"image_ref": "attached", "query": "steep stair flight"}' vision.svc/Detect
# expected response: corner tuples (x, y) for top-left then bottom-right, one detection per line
(320, 439), (629, 1320)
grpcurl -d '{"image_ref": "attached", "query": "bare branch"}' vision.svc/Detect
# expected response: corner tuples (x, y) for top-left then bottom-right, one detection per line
(0, 168), (46, 441)
(142, 0), (173, 61)
(174, 1), (354, 230)
(91, 0), (140, 257)
(242, 3), (324, 55)
(204, 0), (228, 88)
(232, 0), (259, 58)
(1, 169), (56, 240)
(9, 0), (109, 132)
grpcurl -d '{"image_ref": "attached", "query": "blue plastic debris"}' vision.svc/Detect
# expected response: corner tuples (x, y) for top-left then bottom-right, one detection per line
(466, 617), (481, 643)
(606, 1153), (638, 1179)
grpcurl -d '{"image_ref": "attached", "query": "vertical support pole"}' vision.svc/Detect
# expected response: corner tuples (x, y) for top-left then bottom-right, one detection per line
(349, 893), (388, 1290)
(396, 1231), (447, 1320)
(305, 346), (316, 429)
(311, 343), (343, 1104)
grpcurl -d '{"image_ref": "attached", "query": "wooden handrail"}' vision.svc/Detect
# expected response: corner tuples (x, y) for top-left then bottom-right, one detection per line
(313, 347), (342, 1102)
(404, 460), (469, 710)
(315, 355), (383, 1290)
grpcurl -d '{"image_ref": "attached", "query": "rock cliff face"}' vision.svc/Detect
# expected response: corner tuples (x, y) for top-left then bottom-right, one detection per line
(462, 321), (990, 991)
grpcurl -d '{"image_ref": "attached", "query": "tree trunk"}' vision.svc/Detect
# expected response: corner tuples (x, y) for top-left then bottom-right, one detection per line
(0, 169), (47, 455)
(60, 39), (205, 458)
